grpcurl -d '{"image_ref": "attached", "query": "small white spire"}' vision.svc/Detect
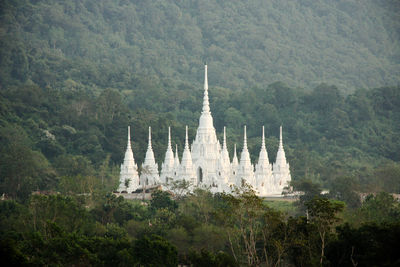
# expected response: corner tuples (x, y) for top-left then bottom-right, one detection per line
(148, 126), (152, 149)
(204, 64), (208, 91)
(234, 143), (237, 158)
(223, 126), (227, 149)
(185, 125), (189, 149)
(262, 126), (266, 149)
(127, 126), (132, 149)
(279, 125), (283, 148)
(168, 126), (172, 149)
(243, 125), (248, 150)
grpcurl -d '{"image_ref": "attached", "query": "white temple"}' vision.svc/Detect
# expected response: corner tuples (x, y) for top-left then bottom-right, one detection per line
(118, 65), (291, 196)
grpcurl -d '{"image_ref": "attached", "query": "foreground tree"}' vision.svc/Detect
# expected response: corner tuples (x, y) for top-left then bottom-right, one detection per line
(305, 197), (344, 266)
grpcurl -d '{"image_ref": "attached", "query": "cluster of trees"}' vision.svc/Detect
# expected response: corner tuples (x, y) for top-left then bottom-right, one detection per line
(1, 185), (399, 266)
(1, 0), (399, 91)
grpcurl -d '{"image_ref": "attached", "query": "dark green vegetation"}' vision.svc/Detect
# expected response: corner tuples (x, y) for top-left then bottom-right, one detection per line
(1, 188), (400, 266)
(1, 0), (399, 90)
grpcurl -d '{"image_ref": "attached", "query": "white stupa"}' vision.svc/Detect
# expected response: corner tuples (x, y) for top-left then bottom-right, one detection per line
(117, 65), (291, 196)
(118, 126), (139, 192)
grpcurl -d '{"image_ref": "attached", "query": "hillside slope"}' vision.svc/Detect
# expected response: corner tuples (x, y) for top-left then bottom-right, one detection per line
(0, 0), (399, 91)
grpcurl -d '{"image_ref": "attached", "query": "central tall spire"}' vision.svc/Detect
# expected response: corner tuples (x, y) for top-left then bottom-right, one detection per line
(148, 126), (152, 149)
(127, 126), (132, 150)
(197, 65), (215, 130)
(202, 65), (210, 114)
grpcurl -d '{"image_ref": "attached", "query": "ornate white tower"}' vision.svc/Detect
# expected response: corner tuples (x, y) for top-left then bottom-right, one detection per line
(191, 65), (221, 186)
(230, 144), (239, 185)
(178, 126), (197, 185)
(255, 126), (273, 195)
(173, 144), (180, 180)
(141, 127), (160, 186)
(160, 127), (175, 184)
(272, 126), (291, 193)
(237, 126), (255, 186)
(216, 126), (231, 188)
(118, 126), (139, 192)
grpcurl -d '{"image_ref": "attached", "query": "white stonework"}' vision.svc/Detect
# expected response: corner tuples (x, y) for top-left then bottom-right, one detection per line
(160, 127), (174, 184)
(118, 126), (139, 192)
(117, 65), (291, 196)
(178, 126), (197, 185)
(141, 127), (160, 187)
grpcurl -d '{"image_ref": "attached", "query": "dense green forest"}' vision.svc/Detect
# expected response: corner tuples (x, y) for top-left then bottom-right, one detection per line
(1, 187), (400, 265)
(1, 0), (399, 91)
(1, 0), (400, 265)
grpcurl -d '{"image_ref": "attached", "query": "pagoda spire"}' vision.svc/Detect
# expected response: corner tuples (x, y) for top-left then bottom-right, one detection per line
(202, 65), (210, 114)
(173, 144), (180, 175)
(142, 126), (159, 185)
(218, 126), (231, 183)
(160, 127), (174, 184)
(243, 125), (248, 150)
(275, 125), (287, 164)
(261, 126), (266, 149)
(168, 126), (172, 150)
(257, 125), (269, 163)
(125, 126), (133, 155)
(181, 126), (192, 163)
(124, 126), (135, 163)
(237, 125), (254, 185)
(255, 126), (272, 194)
(256, 126), (270, 166)
(240, 126), (251, 163)
(127, 126), (131, 148)
(143, 126), (156, 164)
(148, 126), (152, 149)
(273, 125), (291, 193)
(223, 126), (227, 150)
(118, 126), (139, 192)
(232, 144), (238, 165)
(185, 125), (189, 149)
(179, 126), (196, 184)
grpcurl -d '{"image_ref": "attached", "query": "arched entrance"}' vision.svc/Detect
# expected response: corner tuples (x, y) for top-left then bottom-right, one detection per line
(197, 167), (203, 184)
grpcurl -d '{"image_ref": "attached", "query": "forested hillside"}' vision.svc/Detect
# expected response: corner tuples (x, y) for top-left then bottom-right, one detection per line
(1, 0), (399, 91)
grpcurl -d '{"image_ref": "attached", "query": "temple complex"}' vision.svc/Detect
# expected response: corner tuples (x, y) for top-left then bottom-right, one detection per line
(117, 66), (291, 196)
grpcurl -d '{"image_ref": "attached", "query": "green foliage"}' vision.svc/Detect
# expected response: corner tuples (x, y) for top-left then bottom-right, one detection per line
(355, 192), (400, 224)
(150, 189), (177, 213)
(1, 186), (400, 265)
(328, 176), (361, 209)
(293, 179), (323, 211)
(305, 197), (345, 266)
(0, 0), (399, 90)
(327, 222), (400, 267)
(188, 249), (238, 267)
(132, 234), (178, 267)
(0, 124), (56, 200)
